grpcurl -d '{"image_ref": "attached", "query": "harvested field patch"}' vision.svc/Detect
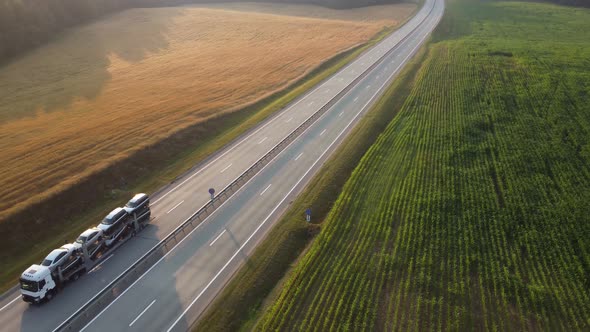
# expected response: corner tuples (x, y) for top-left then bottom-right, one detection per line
(0, 3), (413, 223)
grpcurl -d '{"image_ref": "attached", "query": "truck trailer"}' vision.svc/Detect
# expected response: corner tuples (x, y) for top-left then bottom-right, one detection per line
(19, 193), (151, 304)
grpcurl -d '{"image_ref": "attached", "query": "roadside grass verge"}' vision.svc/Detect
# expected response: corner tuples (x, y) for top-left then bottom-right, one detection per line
(0, 25), (399, 294)
(257, 0), (590, 330)
(193, 41), (428, 332)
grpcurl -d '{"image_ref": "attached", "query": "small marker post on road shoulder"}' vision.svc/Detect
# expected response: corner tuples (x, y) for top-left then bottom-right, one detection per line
(209, 188), (215, 200)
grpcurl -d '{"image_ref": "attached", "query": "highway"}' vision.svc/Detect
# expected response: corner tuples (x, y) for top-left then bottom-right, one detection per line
(0, 0), (443, 330)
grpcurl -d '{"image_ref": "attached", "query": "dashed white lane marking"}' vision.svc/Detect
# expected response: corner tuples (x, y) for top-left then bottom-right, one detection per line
(209, 230), (227, 247)
(339, 112), (343, 117)
(220, 163), (232, 174)
(295, 152), (303, 161)
(150, 29), (382, 207)
(354, 97), (359, 102)
(78, 5), (442, 330)
(0, 296), (20, 312)
(129, 299), (156, 327)
(258, 137), (268, 144)
(165, 6), (444, 331)
(167, 201), (184, 214)
(286, 117), (292, 123)
(260, 184), (272, 196)
(366, 85), (371, 89)
(320, 129), (327, 136)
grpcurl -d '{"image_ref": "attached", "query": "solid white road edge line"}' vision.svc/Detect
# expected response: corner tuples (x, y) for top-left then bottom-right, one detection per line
(129, 299), (156, 327)
(149, 31), (373, 206)
(166, 201), (184, 214)
(60, 5), (438, 329)
(220, 163), (232, 173)
(0, 296), (20, 312)
(260, 184), (272, 196)
(166, 22), (436, 330)
(141, 14), (444, 243)
(78, 158), (272, 331)
(209, 230), (227, 247)
(75, 66), (341, 331)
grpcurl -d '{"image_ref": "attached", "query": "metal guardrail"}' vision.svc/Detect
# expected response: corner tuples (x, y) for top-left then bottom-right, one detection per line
(54, 2), (436, 329)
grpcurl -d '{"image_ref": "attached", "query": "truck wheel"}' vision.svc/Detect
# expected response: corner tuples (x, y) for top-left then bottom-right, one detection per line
(45, 290), (54, 302)
(72, 272), (80, 281)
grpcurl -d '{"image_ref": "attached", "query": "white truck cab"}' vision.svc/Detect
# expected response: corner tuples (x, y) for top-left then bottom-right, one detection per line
(19, 193), (151, 304)
(19, 265), (57, 303)
(20, 245), (86, 303)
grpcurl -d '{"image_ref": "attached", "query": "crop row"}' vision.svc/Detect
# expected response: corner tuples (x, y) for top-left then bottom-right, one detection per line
(256, 0), (590, 330)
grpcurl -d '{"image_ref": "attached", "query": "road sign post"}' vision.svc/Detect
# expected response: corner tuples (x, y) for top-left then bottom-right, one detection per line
(305, 208), (312, 223)
(209, 188), (215, 200)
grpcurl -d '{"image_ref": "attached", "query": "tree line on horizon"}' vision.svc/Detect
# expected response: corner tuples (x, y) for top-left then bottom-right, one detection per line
(0, 0), (407, 64)
(0, 0), (127, 62)
(0, 0), (585, 64)
(545, 0), (590, 6)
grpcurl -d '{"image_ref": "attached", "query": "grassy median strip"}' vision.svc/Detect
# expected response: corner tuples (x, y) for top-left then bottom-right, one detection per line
(193, 40), (428, 332)
(0, 26), (401, 295)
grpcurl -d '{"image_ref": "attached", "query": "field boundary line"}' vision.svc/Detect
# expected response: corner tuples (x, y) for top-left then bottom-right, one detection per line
(53, 2), (436, 330)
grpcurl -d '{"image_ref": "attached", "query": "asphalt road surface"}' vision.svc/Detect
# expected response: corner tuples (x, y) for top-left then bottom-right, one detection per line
(0, 0), (444, 330)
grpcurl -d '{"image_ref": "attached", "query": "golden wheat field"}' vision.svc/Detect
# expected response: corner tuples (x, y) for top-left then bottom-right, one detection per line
(0, 3), (415, 221)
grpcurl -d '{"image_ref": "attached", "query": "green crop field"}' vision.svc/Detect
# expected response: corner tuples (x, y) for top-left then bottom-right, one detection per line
(256, 0), (590, 330)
